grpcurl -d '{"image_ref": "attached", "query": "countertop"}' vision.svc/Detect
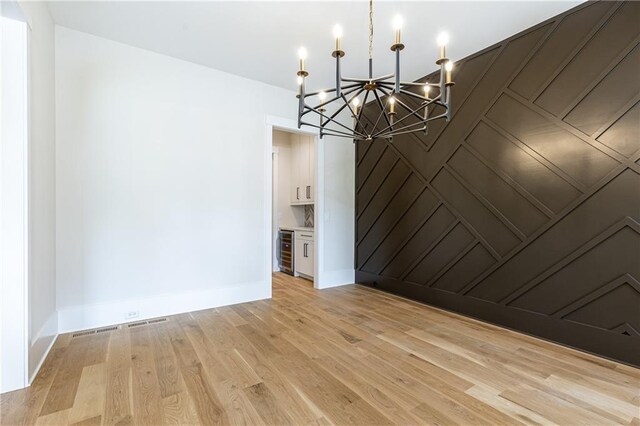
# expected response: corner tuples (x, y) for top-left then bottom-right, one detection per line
(280, 226), (314, 232)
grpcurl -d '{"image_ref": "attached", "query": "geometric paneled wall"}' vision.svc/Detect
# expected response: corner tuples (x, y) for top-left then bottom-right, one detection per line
(356, 1), (640, 366)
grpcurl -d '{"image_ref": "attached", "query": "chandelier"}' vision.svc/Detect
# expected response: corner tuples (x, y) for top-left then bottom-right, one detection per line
(295, 0), (454, 142)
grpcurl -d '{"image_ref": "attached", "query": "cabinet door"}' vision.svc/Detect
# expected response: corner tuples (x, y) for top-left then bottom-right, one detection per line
(290, 135), (302, 204)
(299, 135), (310, 202)
(295, 238), (314, 277)
(306, 135), (315, 203)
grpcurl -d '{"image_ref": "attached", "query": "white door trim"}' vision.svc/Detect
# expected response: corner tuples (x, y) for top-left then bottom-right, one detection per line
(264, 115), (323, 288)
(1, 16), (30, 393)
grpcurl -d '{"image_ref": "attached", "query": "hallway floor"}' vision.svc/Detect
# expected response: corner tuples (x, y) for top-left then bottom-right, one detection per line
(1, 273), (638, 425)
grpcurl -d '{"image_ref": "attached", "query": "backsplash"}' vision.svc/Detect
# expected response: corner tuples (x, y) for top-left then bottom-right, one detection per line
(304, 205), (314, 228)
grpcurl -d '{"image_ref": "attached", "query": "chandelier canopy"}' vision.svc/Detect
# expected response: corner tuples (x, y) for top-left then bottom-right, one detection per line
(296, 0), (455, 142)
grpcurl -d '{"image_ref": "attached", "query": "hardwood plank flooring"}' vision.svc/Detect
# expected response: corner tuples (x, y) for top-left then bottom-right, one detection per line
(2, 273), (639, 425)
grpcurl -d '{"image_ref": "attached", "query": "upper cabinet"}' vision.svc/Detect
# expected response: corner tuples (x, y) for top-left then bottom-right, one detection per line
(290, 134), (314, 205)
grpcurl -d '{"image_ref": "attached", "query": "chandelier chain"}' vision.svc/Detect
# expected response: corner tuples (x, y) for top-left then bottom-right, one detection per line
(368, 0), (373, 59)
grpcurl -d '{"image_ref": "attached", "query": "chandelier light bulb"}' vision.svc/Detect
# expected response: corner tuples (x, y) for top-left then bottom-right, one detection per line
(424, 84), (431, 95)
(352, 97), (360, 107)
(393, 15), (403, 45)
(392, 15), (403, 31)
(445, 61), (453, 85)
(297, 76), (304, 85)
(333, 25), (343, 39)
(318, 91), (327, 101)
(437, 32), (449, 47)
(298, 47), (308, 60)
(388, 96), (396, 114)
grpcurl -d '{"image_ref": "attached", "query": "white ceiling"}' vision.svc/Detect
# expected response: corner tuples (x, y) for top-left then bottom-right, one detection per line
(48, 1), (583, 92)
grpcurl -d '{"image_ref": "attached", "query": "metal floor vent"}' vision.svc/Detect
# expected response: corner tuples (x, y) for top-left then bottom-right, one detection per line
(72, 317), (169, 337)
(96, 326), (119, 334)
(72, 325), (120, 338)
(72, 330), (96, 338)
(127, 317), (169, 328)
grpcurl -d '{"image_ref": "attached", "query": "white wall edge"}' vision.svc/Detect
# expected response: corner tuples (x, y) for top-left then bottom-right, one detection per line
(316, 269), (355, 290)
(28, 312), (57, 384)
(57, 280), (269, 334)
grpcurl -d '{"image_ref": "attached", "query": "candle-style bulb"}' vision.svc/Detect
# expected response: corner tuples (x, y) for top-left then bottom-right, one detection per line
(437, 32), (449, 47)
(392, 15), (403, 31)
(388, 96), (396, 114)
(318, 91), (327, 101)
(298, 47), (308, 72)
(333, 25), (343, 51)
(333, 25), (343, 39)
(352, 97), (360, 107)
(424, 84), (431, 96)
(393, 15), (403, 44)
(437, 32), (449, 60)
(297, 76), (304, 85)
(445, 61), (453, 84)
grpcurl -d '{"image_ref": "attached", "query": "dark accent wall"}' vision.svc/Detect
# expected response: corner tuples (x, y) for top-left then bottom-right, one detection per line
(355, 1), (640, 366)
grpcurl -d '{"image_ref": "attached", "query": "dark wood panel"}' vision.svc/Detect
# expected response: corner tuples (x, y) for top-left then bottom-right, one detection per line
(432, 168), (521, 256)
(360, 189), (439, 273)
(404, 223), (474, 285)
(356, 174), (423, 264)
(597, 102), (640, 157)
(466, 121), (582, 213)
(449, 145), (548, 236)
(509, 1), (617, 99)
(564, 45), (640, 135)
(356, 1), (640, 366)
(487, 94), (620, 187)
(510, 225), (640, 315)
(431, 244), (496, 293)
(468, 169), (640, 303)
(381, 204), (455, 279)
(535, 2), (640, 115)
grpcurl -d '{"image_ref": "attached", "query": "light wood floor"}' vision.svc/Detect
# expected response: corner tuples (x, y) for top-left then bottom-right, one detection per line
(2, 273), (639, 425)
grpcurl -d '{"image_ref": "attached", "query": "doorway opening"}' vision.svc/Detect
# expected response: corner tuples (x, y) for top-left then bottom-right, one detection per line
(265, 116), (322, 294)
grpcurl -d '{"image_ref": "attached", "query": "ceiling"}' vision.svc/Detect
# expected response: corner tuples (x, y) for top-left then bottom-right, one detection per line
(48, 1), (583, 92)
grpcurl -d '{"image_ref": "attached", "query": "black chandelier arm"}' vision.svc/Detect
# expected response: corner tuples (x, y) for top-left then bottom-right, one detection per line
(378, 111), (449, 138)
(396, 81), (441, 88)
(311, 85), (363, 112)
(341, 88), (365, 123)
(299, 120), (367, 139)
(312, 105), (369, 138)
(340, 73), (395, 84)
(371, 89), (393, 131)
(319, 86), (365, 129)
(397, 89), (449, 112)
(303, 83), (361, 99)
(377, 86), (427, 124)
(319, 85), (363, 124)
(346, 91), (370, 137)
(371, 96), (428, 138)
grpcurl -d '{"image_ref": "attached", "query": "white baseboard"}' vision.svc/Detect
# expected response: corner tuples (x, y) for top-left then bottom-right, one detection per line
(317, 268), (355, 290)
(57, 280), (270, 334)
(29, 312), (58, 384)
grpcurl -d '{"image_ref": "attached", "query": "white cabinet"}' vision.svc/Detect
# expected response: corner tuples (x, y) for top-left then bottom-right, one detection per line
(290, 134), (314, 205)
(295, 231), (314, 278)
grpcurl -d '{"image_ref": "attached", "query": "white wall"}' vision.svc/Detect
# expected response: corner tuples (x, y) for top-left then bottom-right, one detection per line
(55, 27), (296, 332)
(319, 135), (355, 288)
(18, 0), (58, 382)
